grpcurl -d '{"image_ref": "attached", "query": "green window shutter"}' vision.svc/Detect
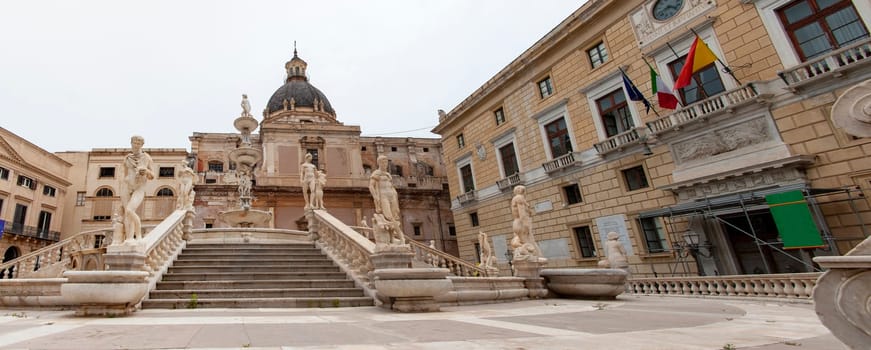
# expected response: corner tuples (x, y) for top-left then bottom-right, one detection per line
(765, 190), (825, 249)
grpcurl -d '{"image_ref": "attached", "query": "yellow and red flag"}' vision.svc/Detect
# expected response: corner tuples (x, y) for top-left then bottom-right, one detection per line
(673, 36), (718, 90)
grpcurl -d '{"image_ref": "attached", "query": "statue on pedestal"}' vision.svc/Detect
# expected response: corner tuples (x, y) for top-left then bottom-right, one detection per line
(599, 231), (629, 270)
(117, 135), (154, 244)
(509, 185), (546, 262)
(300, 153), (317, 209)
(176, 160), (197, 211)
(311, 169), (326, 209)
(369, 155), (406, 251)
(241, 94), (251, 117)
(478, 231), (497, 272)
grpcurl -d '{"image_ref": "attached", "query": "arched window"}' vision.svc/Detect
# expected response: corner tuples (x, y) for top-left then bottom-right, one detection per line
(95, 188), (114, 197)
(156, 188), (174, 197)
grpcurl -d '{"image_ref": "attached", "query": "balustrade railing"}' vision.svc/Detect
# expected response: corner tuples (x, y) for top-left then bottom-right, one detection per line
(778, 38), (871, 87)
(456, 190), (476, 204)
(627, 272), (821, 300)
(0, 227), (114, 279)
(496, 173), (522, 190)
(3, 223), (60, 242)
(140, 210), (188, 277)
(646, 83), (760, 135)
(542, 152), (580, 173)
(594, 127), (645, 154)
(311, 210), (375, 286)
(406, 239), (490, 277)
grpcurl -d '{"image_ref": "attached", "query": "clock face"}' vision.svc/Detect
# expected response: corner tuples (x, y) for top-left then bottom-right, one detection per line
(652, 0), (684, 21)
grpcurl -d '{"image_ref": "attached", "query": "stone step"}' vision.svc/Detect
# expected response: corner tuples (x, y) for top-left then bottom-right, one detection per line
(166, 265), (340, 274)
(184, 243), (315, 249)
(155, 279), (356, 290)
(172, 259), (334, 266)
(181, 248), (323, 255)
(149, 288), (364, 299)
(177, 253), (327, 259)
(141, 296), (375, 309)
(160, 272), (349, 281)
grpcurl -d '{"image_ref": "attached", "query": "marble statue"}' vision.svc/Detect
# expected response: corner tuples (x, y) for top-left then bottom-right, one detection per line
(300, 153), (317, 209)
(176, 160), (197, 210)
(117, 135), (154, 244)
(601, 231), (629, 270)
(311, 169), (326, 209)
(369, 155), (406, 250)
(237, 166), (252, 199)
(241, 94), (251, 117)
(478, 231), (497, 271)
(509, 185), (545, 262)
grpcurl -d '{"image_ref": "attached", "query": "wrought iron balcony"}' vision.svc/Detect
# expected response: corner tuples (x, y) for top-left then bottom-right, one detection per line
(645, 84), (762, 136)
(778, 38), (871, 89)
(3, 222), (60, 242)
(541, 152), (581, 173)
(593, 127), (647, 155)
(496, 173), (522, 190)
(456, 190), (477, 204)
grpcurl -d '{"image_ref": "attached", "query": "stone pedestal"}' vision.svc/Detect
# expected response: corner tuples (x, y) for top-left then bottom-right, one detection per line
(105, 242), (147, 271)
(513, 260), (548, 298)
(540, 268), (628, 300)
(371, 248), (413, 270)
(812, 237), (871, 349)
(61, 270), (149, 316)
(373, 268), (452, 312)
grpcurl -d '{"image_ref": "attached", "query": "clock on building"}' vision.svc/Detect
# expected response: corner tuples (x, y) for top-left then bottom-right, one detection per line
(652, 0), (684, 21)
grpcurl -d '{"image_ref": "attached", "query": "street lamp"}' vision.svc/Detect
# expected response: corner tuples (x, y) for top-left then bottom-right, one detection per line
(680, 231), (711, 276)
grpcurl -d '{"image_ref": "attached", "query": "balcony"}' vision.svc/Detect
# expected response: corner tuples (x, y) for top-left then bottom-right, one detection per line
(496, 173), (522, 191)
(541, 152), (581, 173)
(593, 127), (647, 155)
(778, 38), (871, 90)
(455, 190), (477, 204)
(3, 223), (60, 242)
(646, 84), (763, 136)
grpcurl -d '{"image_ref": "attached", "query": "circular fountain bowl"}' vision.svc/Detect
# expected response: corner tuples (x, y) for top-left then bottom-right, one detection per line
(228, 148), (262, 167)
(540, 268), (628, 299)
(234, 116), (259, 134)
(219, 208), (273, 228)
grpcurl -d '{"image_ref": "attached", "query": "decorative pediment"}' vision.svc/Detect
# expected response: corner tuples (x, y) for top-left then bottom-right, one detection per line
(0, 135), (25, 163)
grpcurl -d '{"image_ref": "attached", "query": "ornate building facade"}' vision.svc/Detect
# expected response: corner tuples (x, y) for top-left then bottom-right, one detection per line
(434, 0), (871, 276)
(190, 52), (458, 255)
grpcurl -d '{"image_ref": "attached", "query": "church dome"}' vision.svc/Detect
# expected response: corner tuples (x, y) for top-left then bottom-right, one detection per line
(265, 50), (335, 115)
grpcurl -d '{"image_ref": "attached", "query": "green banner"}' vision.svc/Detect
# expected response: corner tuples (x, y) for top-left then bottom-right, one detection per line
(765, 190), (825, 249)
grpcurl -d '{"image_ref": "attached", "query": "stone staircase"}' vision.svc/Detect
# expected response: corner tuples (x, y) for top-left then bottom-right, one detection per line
(142, 242), (374, 309)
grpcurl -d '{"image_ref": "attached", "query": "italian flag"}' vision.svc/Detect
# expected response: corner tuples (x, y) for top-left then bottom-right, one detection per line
(649, 64), (679, 110)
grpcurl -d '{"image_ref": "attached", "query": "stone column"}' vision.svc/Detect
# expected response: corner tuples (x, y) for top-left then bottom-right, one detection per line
(512, 260), (548, 298)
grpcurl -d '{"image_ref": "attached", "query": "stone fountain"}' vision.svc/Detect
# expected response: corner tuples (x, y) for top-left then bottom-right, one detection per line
(218, 94), (273, 228)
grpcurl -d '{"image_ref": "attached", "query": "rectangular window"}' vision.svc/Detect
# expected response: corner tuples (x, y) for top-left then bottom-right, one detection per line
(460, 164), (475, 193)
(205, 223), (213, 229)
(306, 149), (320, 169)
(413, 223), (422, 236)
(667, 57), (726, 106)
(158, 167), (175, 178)
(448, 224), (456, 236)
(544, 117), (573, 158)
(43, 185), (56, 197)
(622, 165), (649, 191)
(538, 76), (554, 98)
(207, 162), (224, 173)
(498, 143), (519, 177)
(474, 243), (482, 263)
(573, 226), (596, 258)
(76, 192), (86, 206)
(597, 89), (635, 137)
(391, 146), (398, 152)
(470, 212), (480, 227)
(16, 175), (36, 190)
(0, 198), (4, 215)
(494, 107), (506, 126)
(99, 167), (115, 178)
(422, 147), (429, 152)
(457, 134), (465, 148)
(777, 0), (869, 61)
(37, 211), (52, 234)
(587, 41), (609, 68)
(0, 167), (8, 180)
(563, 184), (583, 205)
(13, 204), (27, 227)
(639, 217), (667, 253)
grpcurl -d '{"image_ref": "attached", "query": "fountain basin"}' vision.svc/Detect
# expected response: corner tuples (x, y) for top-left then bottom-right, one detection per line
(228, 148), (262, 168)
(540, 268), (628, 299)
(219, 208), (273, 228)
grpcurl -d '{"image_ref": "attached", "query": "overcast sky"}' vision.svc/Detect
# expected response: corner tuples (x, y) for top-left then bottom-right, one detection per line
(1, 1), (584, 153)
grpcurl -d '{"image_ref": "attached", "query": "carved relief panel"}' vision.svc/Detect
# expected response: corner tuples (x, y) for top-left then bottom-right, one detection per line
(629, 0), (717, 47)
(671, 117), (772, 165)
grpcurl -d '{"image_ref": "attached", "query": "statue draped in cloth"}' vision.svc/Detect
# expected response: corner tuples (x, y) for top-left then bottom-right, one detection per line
(177, 160), (197, 211)
(368, 155), (405, 248)
(509, 185), (546, 262)
(117, 135), (154, 244)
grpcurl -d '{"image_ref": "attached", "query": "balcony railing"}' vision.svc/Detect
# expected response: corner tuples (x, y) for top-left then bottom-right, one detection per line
(541, 152), (581, 173)
(646, 83), (761, 135)
(496, 173), (522, 190)
(456, 190), (477, 204)
(627, 272), (821, 300)
(593, 127), (646, 155)
(3, 223), (60, 242)
(778, 38), (871, 88)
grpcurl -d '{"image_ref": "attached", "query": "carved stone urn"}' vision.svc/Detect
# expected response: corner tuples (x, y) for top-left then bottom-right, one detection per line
(540, 268), (628, 300)
(372, 268), (452, 312)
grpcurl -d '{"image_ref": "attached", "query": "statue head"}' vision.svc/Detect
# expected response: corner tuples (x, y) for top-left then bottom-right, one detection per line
(513, 185), (526, 196)
(607, 231), (619, 241)
(377, 155), (388, 169)
(242, 94), (248, 99)
(130, 135), (144, 150)
(305, 153), (313, 162)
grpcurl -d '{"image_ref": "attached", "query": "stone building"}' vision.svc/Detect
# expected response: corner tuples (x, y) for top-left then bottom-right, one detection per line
(56, 147), (189, 238)
(433, 0), (871, 276)
(189, 51), (458, 255)
(0, 127), (71, 263)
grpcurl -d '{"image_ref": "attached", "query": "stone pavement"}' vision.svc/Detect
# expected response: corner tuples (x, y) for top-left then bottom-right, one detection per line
(0, 296), (841, 350)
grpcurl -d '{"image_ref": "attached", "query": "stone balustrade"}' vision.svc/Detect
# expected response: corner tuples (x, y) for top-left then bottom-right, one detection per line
(646, 83), (761, 135)
(541, 152), (580, 173)
(140, 210), (189, 279)
(496, 173), (522, 190)
(311, 209), (376, 288)
(778, 37), (871, 88)
(627, 273), (821, 300)
(456, 190), (476, 204)
(0, 227), (114, 279)
(593, 127), (646, 155)
(407, 239), (491, 277)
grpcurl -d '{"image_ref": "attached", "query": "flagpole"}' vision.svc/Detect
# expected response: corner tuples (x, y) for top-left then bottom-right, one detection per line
(619, 66), (660, 117)
(689, 28), (742, 86)
(641, 56), (679, 112)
